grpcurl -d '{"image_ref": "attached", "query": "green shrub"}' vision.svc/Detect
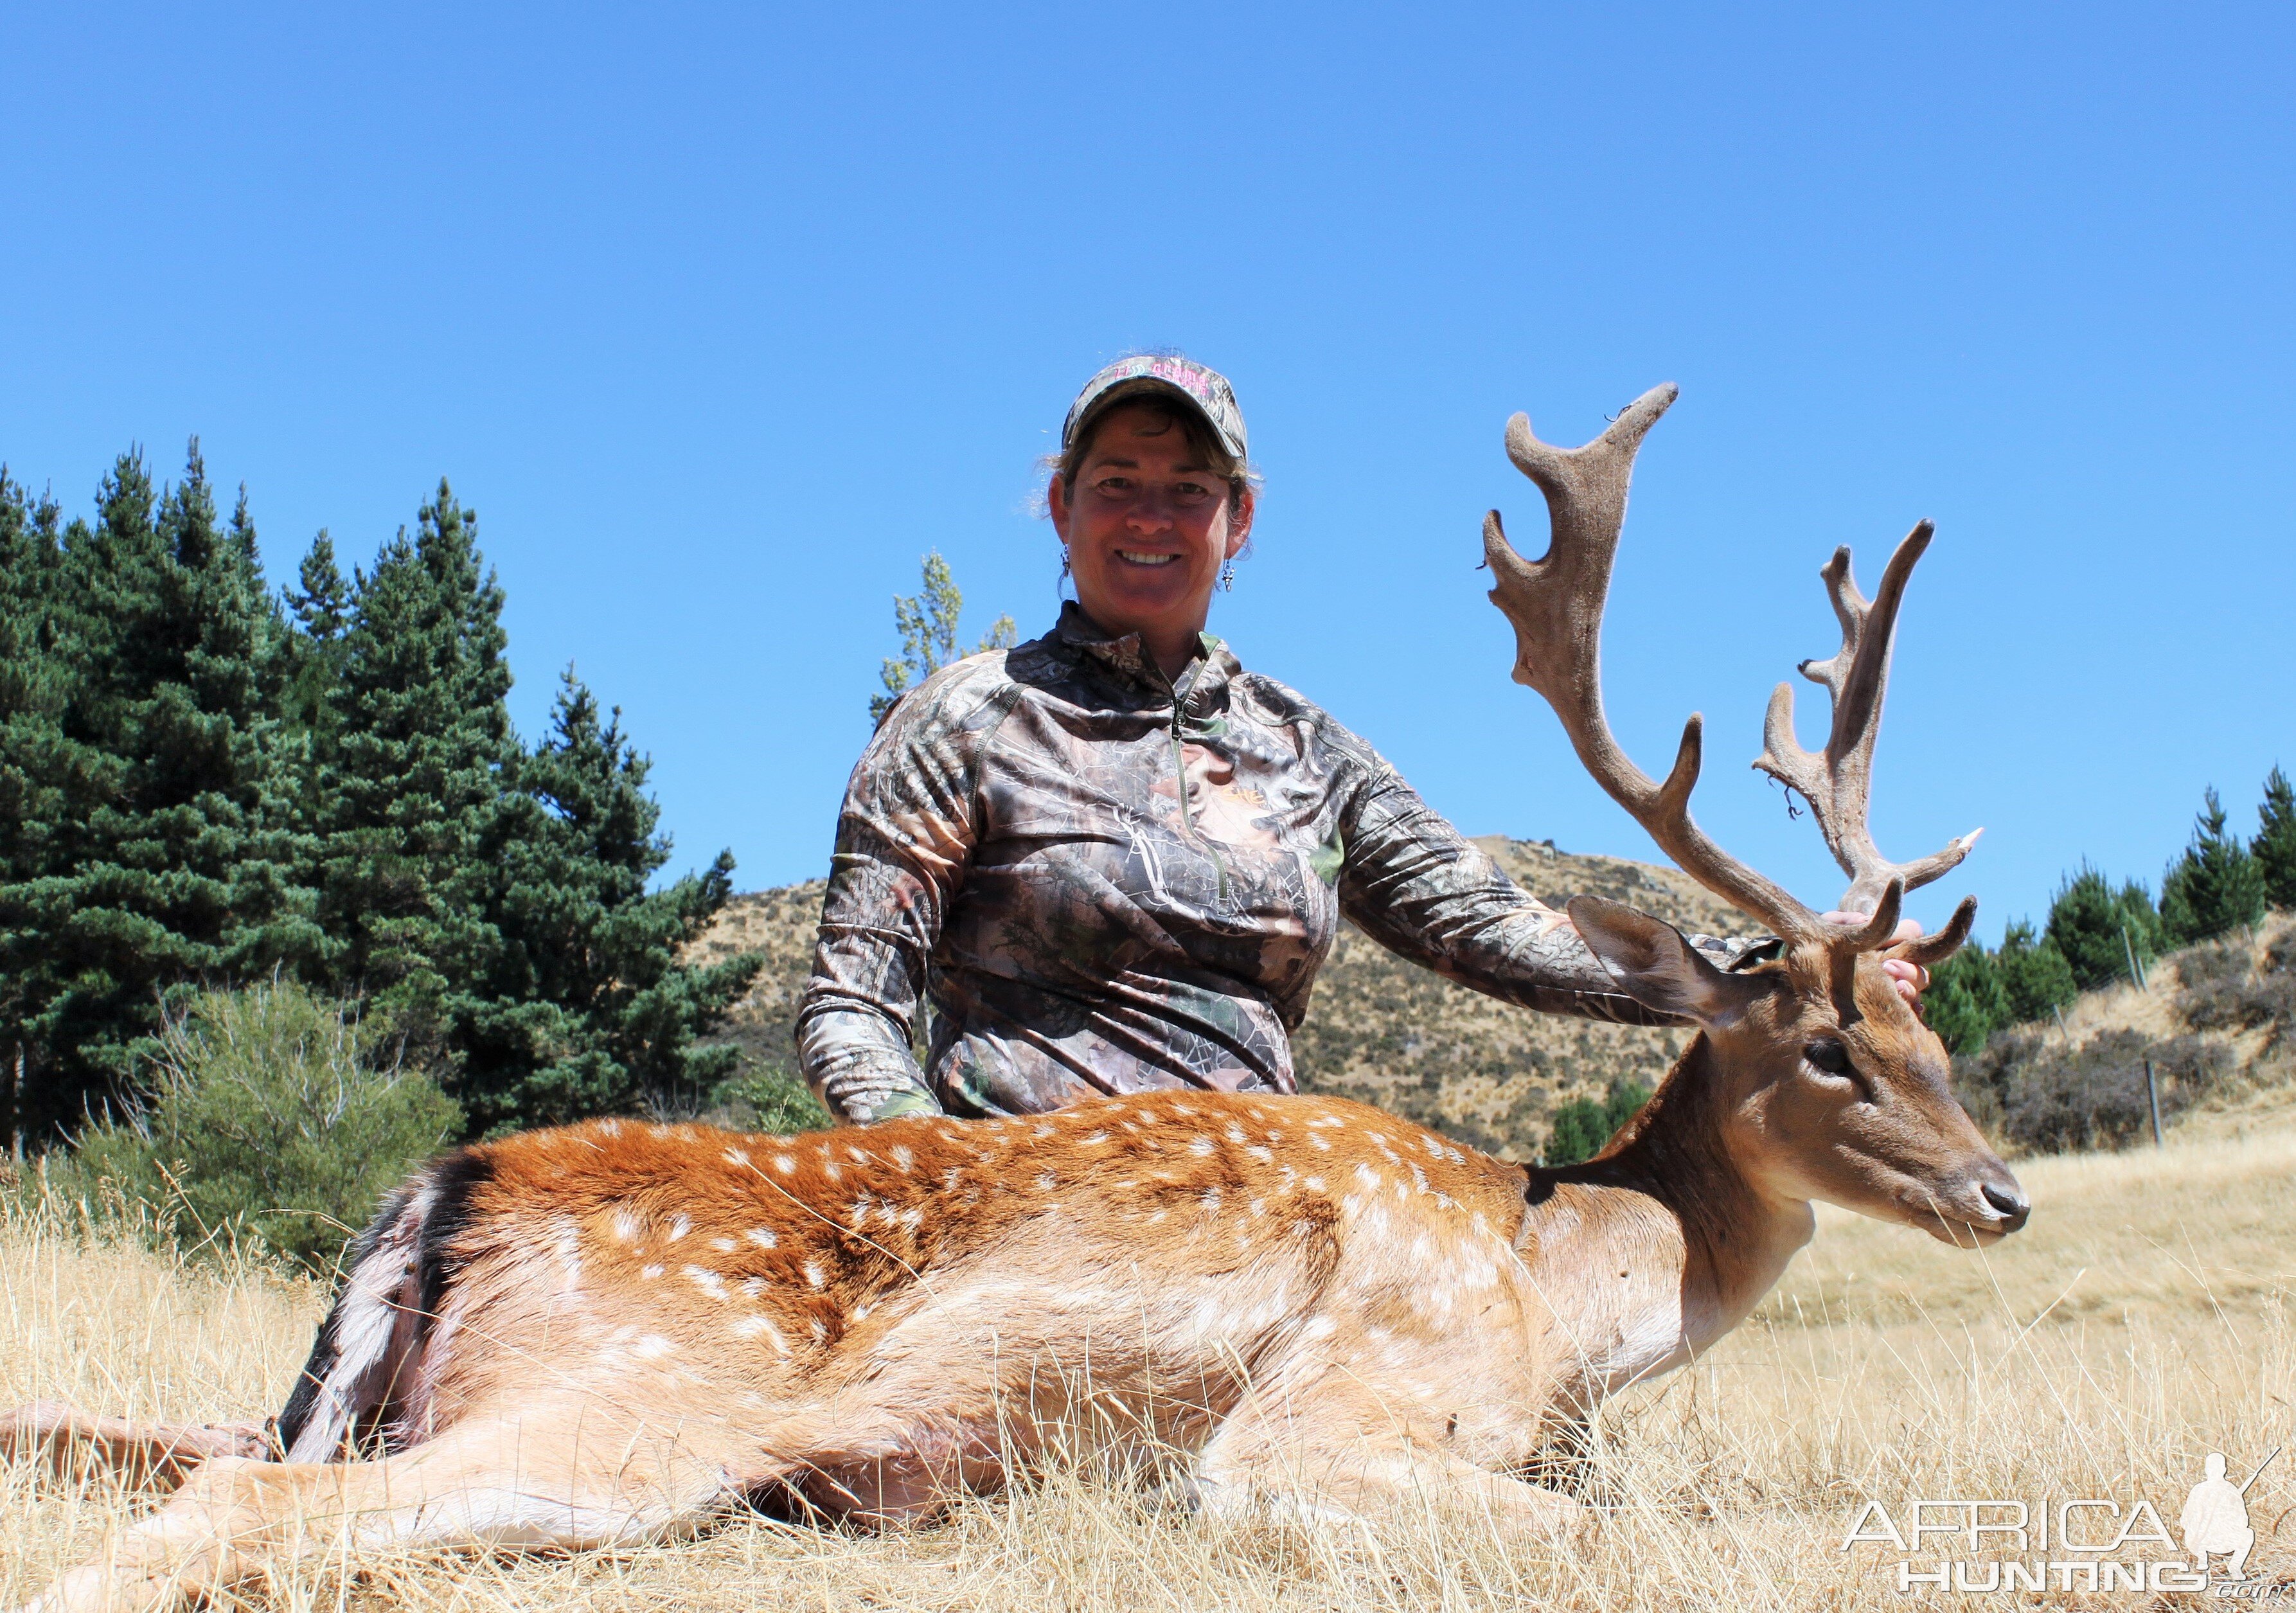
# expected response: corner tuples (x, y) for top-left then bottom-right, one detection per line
(1543, 1078), (1651, 1166)
(60, 981), (460, 1272)
(711, 1060), (833, 1135)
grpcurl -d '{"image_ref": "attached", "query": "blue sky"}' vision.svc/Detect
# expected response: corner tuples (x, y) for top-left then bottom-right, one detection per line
(5, 4), (2290, 942)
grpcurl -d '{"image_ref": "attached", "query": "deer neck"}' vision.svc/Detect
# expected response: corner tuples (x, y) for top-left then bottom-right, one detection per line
(1515, 1035), (1815, 1401)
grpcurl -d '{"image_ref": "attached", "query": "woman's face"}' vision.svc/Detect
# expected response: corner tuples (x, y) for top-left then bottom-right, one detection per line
(1049, 403), (1254, 657)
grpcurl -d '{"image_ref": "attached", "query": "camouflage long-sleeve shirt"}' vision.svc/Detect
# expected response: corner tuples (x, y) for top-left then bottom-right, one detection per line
(797, 604), (1750, 1123)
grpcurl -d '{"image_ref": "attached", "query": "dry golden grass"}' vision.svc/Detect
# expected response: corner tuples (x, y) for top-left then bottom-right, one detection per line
(5, 1128), (2293, 1611)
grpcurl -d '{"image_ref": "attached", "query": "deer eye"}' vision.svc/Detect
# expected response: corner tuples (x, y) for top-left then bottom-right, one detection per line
(1802, 1038), (1855, 1077)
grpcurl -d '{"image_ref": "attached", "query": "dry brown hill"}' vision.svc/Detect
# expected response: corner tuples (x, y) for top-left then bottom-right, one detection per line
(684, 837), (1741, 1161)
(1959, 909), (2296, 1153)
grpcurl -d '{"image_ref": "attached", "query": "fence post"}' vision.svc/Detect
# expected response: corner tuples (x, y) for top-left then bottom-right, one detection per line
(2122, 924), (2148, 992)
(2145, 1058), (2162, 1148)
(6, 1044), (19, 1164)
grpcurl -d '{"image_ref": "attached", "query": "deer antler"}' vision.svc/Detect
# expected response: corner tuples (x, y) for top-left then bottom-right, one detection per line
(1752, 526), (1983, 918)
(1483, 384), (1824, 944)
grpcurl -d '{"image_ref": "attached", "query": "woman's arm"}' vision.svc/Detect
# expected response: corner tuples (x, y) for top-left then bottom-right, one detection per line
(1337, 763), (1759, 1025)
(796, 681), (985, 1123)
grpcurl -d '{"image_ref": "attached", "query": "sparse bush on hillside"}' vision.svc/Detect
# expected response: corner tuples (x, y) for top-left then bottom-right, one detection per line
(55, 981), (459, 1271)
(1960, 1026), (2230, 1154)
(2175, 932), (2296, 1042)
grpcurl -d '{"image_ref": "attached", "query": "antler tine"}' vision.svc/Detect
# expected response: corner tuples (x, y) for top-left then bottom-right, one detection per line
(1754, 522), (1983, 915)
(1485, 384), (1822, 943)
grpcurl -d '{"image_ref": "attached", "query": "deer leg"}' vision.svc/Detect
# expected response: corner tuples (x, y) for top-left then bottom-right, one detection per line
(21, 1402), (753, 1613)
(0, 1402), (271, 1493)
(1188, 1373), (1576, 1536)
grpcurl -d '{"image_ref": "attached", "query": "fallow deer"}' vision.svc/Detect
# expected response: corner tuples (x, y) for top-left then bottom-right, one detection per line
(4, 382), (2027, 1613)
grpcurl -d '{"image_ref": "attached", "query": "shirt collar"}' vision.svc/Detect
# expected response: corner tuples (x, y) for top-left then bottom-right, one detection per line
(1051, 601), (1238, 704)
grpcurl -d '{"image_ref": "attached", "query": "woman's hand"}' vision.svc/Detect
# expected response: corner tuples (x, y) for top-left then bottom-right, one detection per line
(1820, 911), (1929, 1006)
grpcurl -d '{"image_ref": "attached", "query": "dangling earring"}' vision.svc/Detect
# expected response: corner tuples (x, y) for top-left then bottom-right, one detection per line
(1059, 548), (1071, 580)
(1220, 562), (1236, 593)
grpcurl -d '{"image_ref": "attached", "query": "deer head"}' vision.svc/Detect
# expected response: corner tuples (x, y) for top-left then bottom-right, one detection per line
(1483, 384), (2026, 1245)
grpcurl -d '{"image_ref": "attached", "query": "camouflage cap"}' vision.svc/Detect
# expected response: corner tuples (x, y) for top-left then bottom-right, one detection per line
(1061, 354), (1249, 465)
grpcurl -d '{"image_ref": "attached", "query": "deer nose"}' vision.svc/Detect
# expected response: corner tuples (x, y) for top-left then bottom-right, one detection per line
(1980, 1181), (2030, 1228)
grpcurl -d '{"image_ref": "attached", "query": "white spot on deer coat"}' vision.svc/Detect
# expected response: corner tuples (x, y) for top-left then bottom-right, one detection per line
(685, 1265), (727, 1299)
(635, 1335), (675, 1360)
(666, 1214), (691, 1242)
(640, 1264), (664, 1280)
(804, 1260), (826, 1289)
(745, 1227), (777, 1249)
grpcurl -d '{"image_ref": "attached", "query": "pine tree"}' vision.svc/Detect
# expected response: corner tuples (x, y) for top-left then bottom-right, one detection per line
(1995, 920), (2078, 1025)
(451, 670), (761, 1132)
(2253, 765), (2296, 911)
(1925, 940), (2011, 1055)
(1, 445), (317, 1134)
(312, 481), (515, 1067)
(869, 551), (1017, 724)
(0, 469), (73, 1154)
(2043, 862), (2166, 989)
(281, 530), (351, 742)
(2160, 787), (2269, 945)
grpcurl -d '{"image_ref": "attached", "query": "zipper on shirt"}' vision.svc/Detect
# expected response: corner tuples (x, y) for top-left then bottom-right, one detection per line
(1169, 691), (1231, 903)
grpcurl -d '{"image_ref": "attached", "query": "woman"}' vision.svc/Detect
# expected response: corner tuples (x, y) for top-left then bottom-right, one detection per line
(797, 355), (1925, 1123)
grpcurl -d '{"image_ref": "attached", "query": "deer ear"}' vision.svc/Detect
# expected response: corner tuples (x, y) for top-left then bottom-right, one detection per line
(1565, 896), (1770, 1026)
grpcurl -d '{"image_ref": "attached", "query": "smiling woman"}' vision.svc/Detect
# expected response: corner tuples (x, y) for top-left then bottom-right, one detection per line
(1046, 362), (1258, 678)
(794, 355), (1933, 1126)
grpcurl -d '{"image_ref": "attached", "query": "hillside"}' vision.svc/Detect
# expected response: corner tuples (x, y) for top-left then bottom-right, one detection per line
(1954, 909), (2296, 1153)
(684, 837), (1741, 1161)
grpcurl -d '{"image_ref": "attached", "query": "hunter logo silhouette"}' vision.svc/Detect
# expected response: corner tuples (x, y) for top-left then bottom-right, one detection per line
(2184, 1446), (2278, 1581)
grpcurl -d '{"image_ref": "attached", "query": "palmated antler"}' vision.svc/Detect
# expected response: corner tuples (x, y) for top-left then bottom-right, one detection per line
(1482, 383), (1826, 945)
(1753, 528), (1984, 925)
